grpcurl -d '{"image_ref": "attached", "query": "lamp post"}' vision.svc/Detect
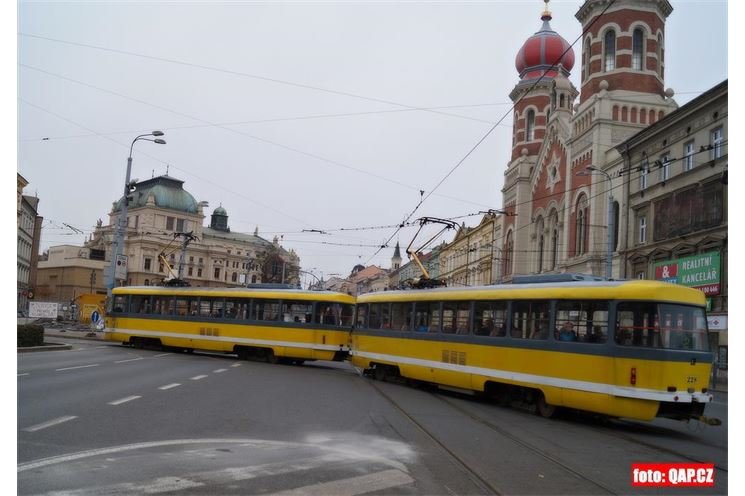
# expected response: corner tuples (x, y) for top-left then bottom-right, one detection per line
(106, 131), (166, 299)
(577, 165), (614, 280)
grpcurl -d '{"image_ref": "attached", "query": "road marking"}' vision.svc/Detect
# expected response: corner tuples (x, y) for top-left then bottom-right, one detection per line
(213, 369), (228, 374)
(108, 396), (141, 406)
(231, 363), (242, 368)
(18, 373), (29, 377)
(115, 357), (144, 363)
(23, 416), (78, 432)
(56, 364), (100, 372)
(268, 469), (414, 496)
(152, 353), (171, 358)
(190, 375), (208, 381)
(158, 383), (181, 390)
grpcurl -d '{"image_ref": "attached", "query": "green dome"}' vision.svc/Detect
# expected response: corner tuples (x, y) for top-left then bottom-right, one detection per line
(114, 175), (198, 214)
(213, 206), (228, 216)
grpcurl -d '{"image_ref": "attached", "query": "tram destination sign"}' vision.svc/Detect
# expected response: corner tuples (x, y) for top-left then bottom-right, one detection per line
(654, 251), (721, 295)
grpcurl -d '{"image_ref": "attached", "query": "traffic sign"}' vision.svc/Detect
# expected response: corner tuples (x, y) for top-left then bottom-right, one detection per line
(91, 310), (100, 323)
(115, 254), (128, 280)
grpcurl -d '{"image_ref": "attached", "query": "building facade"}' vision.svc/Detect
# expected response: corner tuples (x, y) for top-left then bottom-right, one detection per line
(80, 175), (300, 289)
(617, 80), (728, 381)
(17, 173), (43, 312)
(35, 245), (108, 304)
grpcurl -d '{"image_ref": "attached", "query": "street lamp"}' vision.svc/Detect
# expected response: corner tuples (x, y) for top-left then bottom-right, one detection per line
(106, 131), (166, 299)
(576, 165), (614, 280)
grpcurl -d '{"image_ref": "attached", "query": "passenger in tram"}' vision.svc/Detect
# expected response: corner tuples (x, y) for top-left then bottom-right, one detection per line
(558, 321), (578, 341)
(479, 318), (495, 336)
(416, 319), (429, 332)
(490, 322), (506, 337)
(586, 325), (603, 343)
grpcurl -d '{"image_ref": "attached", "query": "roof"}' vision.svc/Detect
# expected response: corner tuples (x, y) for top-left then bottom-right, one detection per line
(114, 175), (198, 214)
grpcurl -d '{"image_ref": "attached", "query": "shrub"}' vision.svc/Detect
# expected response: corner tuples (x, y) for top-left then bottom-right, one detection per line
(18, 324), (44, 347)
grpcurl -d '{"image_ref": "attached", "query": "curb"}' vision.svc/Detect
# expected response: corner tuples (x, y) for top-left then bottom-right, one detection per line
(18, 343), (73, 353)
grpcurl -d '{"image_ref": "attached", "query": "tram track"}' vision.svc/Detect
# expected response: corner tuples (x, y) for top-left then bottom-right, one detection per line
(364, 378), (503, 496)
(431, 393), (619, 495)
(579, 418), (728, 473)
(366, 377), (622, 495)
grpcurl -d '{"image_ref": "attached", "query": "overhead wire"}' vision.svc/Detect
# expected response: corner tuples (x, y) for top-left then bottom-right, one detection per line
(363, 0), (618, 265)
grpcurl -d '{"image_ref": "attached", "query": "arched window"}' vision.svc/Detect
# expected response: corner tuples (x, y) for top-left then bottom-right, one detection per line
(583, 36), (591, 81)
(535, 217), (545, 272)
(549, 211), (559, 270)
(575, 195), (589, 255)
(612, 201), (620, 251)
(503, 231), (513, 276)
(604, 30), (616, 71)
(632, 28), (645, 70)
(657, 33), (664, 77)
(526, 110), (535, 141)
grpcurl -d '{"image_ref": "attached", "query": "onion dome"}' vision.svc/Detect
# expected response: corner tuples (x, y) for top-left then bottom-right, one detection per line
(515, 2), (575, 81)
(213, 205), (228, 216)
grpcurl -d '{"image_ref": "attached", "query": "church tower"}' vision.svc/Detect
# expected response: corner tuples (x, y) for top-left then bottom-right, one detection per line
(501, 0), (576, 279)
(391, 241), (402, 271)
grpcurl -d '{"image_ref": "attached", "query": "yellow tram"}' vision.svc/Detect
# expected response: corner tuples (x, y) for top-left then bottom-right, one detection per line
(105, 286), (355, 363)
(350, 279), (714, 421)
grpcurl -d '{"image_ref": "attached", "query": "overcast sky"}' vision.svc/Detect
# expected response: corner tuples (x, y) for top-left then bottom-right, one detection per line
(16, 0), (728, 284)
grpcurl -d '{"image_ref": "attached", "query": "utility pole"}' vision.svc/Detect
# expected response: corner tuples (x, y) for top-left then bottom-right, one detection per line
(176, 232), (198, 280)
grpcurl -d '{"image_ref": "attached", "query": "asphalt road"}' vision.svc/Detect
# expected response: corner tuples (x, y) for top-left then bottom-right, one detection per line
(18, 337), (728, 495)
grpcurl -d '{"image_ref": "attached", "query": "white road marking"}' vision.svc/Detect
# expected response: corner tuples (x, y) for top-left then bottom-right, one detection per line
(108, 396), (142, 406)
(55, 364), (100, 372)
(230, 363), (242, 368)
(115, 357), (144, 363)
(190, 375), (208, 381)
(213, 369), (228, 374)
(268, 469), (414, 496)
(22, 416), (78, 432)
(17, 373), (29, 377)
(152, 353), (172, 358)
(158, 383), (181, 390)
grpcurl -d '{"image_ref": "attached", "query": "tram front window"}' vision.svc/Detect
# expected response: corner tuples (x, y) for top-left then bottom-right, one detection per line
(615, 302), (709, 351)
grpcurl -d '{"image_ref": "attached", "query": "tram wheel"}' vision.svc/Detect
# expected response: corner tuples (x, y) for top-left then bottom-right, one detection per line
(535, 392), (557, 418)
(265, 350), (279, 364)
(374, 365), (388, 382)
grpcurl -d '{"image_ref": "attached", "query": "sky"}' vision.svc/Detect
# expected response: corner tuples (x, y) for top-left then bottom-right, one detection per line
(15, 0), (728, 283)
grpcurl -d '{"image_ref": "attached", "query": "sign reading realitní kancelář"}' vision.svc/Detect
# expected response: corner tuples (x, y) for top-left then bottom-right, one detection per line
(653, 251), (721, 295)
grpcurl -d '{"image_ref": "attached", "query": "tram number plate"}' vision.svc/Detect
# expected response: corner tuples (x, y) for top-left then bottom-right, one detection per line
(686, 376), (697, 383)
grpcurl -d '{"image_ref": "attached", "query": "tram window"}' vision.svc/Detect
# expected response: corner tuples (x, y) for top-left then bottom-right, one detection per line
(281, 300), (313, 322)
(340, 304), (354, 326)
(199, 297), (215, 317)
(255, 299), (280, 321)
(616, 302), (708, 351)
(188, 298), (200, 317)
(414, 302), (440, 333)
(443, 301), (470, 334)
(356, 304), (369, 328)
(555, 301), (608, 343)
(369, 303), (383, 329)
(474, 301), (507, 337)
(112, 295), (127, 313)
(153, 295), (174, 315)
(174, 297), (190, 316)
(512, 300), (549, 339)
(225, 298), (248, 319)
(391, 302), (412, 331)
(131, 295), (151, 314)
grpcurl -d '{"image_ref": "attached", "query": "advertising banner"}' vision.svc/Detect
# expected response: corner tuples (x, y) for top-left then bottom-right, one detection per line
(28, 302), (59, 319)
(653, 251), (721, 295)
